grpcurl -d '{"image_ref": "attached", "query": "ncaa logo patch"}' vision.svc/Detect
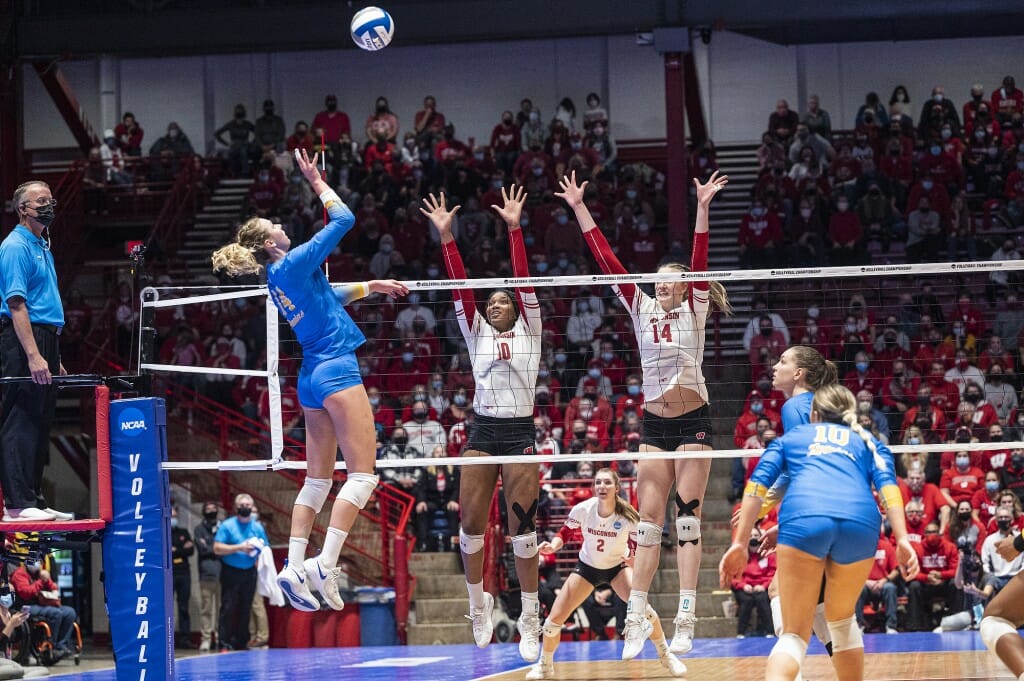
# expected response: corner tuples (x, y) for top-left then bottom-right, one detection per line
(119, 407), (147, 437)
(613, 521), (622, 530)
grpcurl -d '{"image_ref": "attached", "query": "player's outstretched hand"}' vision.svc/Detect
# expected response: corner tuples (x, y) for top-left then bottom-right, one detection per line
(554, 170), (588, 210)
(420, 192), (461, 240)
(369, 279), (410, 299)
(491, 184), (528, 228)
(693, 170), (728, 206)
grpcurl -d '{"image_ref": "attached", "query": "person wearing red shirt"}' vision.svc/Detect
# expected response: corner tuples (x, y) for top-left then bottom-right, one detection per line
(880, 359), (920, 418)
(907, 523), (959, 631)
(940, 452), (986, 507)
(413, 95), (446, 144)
(856, 534), (901, 633)
(366, 386), (397, 432)
(827, 195), (864, 265)
(286, 121), (315, 154)
(923, 361), (961, 416)
(992, 76), (1024, 124)
(354, 194), (391, 235)
(829, 143), (862, 187)
(732, 391), (781, 448)
(948, 293), (986, 340)
(979, 424), (1012, 473)
(843, 352), (884, 395)
(11, 561), (78, 655)
(311, 94), (351, 144)
(617, 221), (664, 272)
(973, 471), (1002, 530)
(384, 345), (431, 396)
(434, 125), (469, 165)
(737, 201), (782, 269)
(489, 112), (520, 175)
(900, 466), (948, 526)
(903, 501), (928, 544)
(593, 341), (628, 396)
(114, 112), (144, 156)
(563, 383), (613, 437)
(730, 529), (777, 637)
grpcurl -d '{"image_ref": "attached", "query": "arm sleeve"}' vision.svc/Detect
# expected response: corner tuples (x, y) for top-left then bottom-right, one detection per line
(688, 230), (710, 315)
(285, 189), (355, 274)
(333, 282), (369, 306)
(441, 240), (478, 342)
(583, 228), (637, 309)
(509, 229), (541, 332)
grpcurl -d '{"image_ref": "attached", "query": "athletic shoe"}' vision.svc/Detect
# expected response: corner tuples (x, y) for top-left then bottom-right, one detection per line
(525, 661), (554, 680)
(517, 612), (542, 661)
(43, 508), (74, 521)
(465, 592), (494, 648)
(303, 557), (345, 611)
(886, 627), (899, 634)
(198, 639), (211, 653)
(669, 612), (696, 654)
(276, 562), (319, 612)
(660, 651), (687, 677)
(2, 507), (56, 521)
(621, 614), (653, 660)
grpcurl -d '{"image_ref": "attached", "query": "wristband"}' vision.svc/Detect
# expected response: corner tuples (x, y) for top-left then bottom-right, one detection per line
(1013, 533), (1024, 553)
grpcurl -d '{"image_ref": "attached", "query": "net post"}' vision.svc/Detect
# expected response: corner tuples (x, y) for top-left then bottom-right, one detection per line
(265, 294), (283, 460)
(95, 385), (112, 522)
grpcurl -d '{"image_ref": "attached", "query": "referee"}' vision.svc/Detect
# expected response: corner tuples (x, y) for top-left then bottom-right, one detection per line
(0, 180), (71, 522)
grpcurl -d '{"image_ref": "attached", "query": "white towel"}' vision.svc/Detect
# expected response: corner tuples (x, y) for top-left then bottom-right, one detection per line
(256, 545), (285, 607)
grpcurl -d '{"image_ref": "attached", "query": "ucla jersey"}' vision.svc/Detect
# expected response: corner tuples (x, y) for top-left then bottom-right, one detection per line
(266, 190), (365, 364)
(781, 391), (813, 432)
(750, 422), (897, 531)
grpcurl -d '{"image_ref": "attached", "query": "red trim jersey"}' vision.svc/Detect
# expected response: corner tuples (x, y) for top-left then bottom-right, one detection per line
(561, 497), (637, 570)
(442, 230), (541, 418)
(584, 229), (711, 403)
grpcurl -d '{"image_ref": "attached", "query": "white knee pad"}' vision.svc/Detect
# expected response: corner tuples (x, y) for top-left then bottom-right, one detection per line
(338, 472), (378, 509)
(828, 615), (863, 653)
(459, 529), (485, 555)
(511, 532), (539, 559)
(771, 633), (808, 666)
(980, 616), (1018, 652)
(295, 477), (332, 513)
(542, 618), (561, 639)
(637, 521), (663, 547)
(675, 516), (701, 546)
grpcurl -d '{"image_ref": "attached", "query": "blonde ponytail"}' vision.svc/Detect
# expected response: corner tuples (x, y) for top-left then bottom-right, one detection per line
(211, 217), (270, 277)
(843, 411), (889, 473)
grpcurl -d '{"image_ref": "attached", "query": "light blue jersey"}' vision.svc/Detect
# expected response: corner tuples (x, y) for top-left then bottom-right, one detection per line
(751, 422), (897, 533)
(781, 391), (813, 432)
(266, 192), (364, 365)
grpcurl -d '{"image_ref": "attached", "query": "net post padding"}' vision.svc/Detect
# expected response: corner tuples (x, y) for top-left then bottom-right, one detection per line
(95, 385), (112, 522)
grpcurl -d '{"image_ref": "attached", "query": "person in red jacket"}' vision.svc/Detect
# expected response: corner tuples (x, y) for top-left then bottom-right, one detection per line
(941, 451), (986, 508)
(907, 523), (960, 631)
(901, 385), (948, 443)
(11, 560), (78, 657)
(903, 501), (928, 543)
(730, 528), (777, 638)
(733, 391), (781, 448)
(843, 352), (884, 396)
(856, 533), (901, 633)
(900, 466), (948, 527)
(827, 195), (864, 265)
(737, 200), (782, 269)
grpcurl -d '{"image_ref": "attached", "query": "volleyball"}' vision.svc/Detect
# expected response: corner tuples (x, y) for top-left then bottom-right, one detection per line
(351, 6), (394, 51)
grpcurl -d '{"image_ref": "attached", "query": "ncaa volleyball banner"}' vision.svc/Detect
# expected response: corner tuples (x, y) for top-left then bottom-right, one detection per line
(102, 398), (174, 681)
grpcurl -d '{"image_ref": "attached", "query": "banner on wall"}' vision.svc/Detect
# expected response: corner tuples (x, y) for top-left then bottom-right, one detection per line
(102, 398), (174, 681)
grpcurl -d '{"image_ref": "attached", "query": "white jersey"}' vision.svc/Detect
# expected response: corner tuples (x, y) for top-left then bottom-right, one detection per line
(456, 288), (541, 418)
(619, 288), (709, 403)
(565, 497), (637, 570)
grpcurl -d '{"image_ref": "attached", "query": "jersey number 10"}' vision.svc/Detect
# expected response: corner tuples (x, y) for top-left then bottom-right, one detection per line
(497, 342), (512, 360)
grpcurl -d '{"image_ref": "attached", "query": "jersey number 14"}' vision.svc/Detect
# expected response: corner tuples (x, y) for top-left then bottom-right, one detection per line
(651, 322), (673, 343)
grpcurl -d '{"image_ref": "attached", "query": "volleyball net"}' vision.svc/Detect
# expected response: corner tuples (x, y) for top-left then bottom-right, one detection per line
(137, 259), (1024, 480)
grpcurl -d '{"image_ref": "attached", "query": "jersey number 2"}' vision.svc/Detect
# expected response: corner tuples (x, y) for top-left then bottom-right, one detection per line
(595, 539), (605, 552)
(651, 322), (672, 343)
(498, 342), (511, 360)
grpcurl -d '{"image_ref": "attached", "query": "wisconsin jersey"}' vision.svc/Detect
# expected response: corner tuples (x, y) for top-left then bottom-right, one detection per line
(750, 422), (897, 532)
(564, 497), (637, 570)
(584, 229), (710, 403)
(442, 230), (540, 418)
(266, 189), (365, 364)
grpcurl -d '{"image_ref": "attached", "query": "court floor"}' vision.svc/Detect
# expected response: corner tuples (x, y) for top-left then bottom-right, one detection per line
(48, 631), (1015, 680)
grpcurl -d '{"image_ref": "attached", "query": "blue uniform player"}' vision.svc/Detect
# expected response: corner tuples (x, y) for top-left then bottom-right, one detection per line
(212, 148), (408, 614)
(722, 384), (918, 681)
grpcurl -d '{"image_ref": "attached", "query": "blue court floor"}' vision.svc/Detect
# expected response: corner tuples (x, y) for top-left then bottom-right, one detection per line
(48, 631), (993, 681)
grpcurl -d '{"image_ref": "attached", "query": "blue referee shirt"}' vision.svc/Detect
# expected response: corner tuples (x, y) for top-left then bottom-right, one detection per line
(214, 516), (269, 570)
(0, 225), (64, 326)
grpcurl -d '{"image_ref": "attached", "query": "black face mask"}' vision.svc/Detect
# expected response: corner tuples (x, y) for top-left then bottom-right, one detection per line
(917, 397), (931, 408)
(573, 430), (586, 440)
(957, 512), (972, 522)
(1014, 455), (1024, 468)
(326, 102), (337, 112)
(393, 436), (408, 447)
(964, 393), (981, 404)
(748, 539), (760, 552)
(29, 203), (55, 227)
(234, 111), (245, 120)
(236, 506), (252, 518)
(998, 519), (1013, 531)
(203, 511), (218, 522)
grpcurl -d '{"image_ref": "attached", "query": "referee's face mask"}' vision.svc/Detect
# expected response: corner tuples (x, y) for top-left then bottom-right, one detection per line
(21, 193), (56, 228)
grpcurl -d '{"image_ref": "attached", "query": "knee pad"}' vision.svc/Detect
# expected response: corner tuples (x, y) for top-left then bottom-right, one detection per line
(542, 618), (561, 639)
(637, 521), (663, 547)
(675, 516), (701, 547)
(295, 477), (333, 513)
(980, 616), (1018, 652)
(338, 472), (378, 510)
(459, 529), (485, 555)
(511, 532), (538, 559)
(771, 633), (808, 666)
(828, 615), (863, 653)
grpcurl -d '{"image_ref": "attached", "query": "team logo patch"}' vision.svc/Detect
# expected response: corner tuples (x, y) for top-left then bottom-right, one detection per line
(695, 432), (706, 440)
(523, 446), (535, 455)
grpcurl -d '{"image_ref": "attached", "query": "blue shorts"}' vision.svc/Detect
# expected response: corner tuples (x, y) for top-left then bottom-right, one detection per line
(777, 515), (878, 564)
(297, 352), (363, 408)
